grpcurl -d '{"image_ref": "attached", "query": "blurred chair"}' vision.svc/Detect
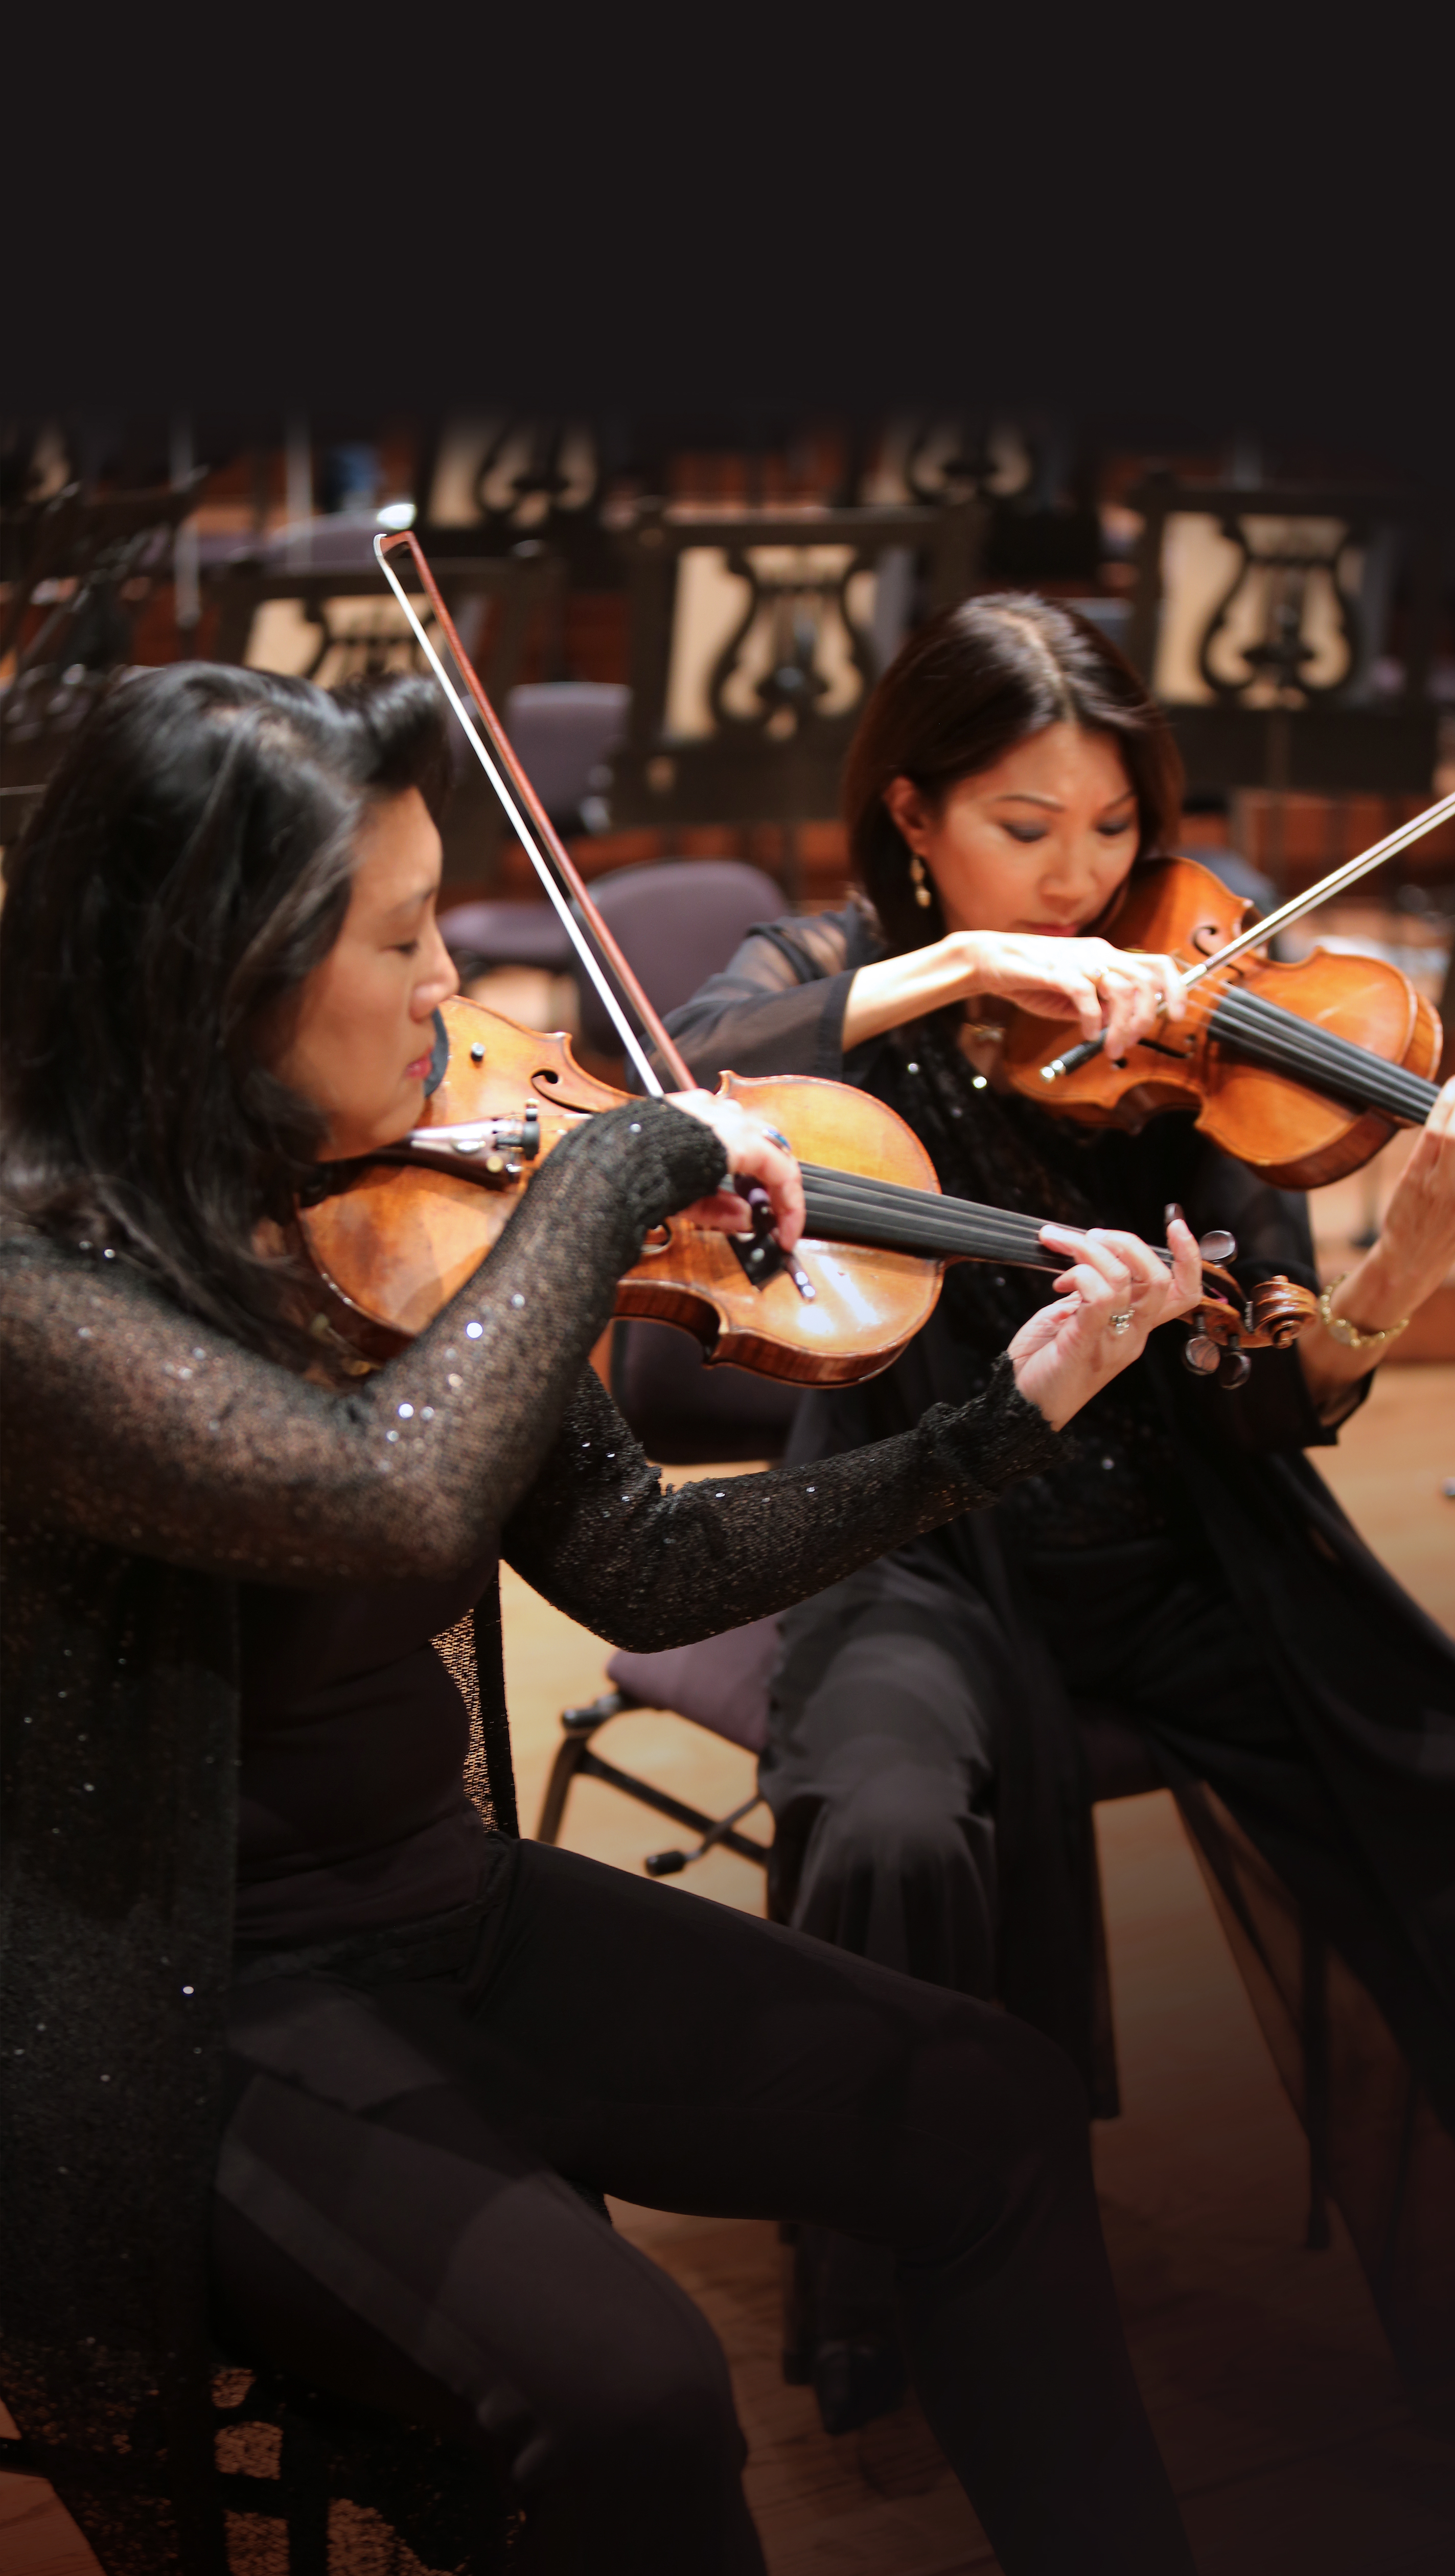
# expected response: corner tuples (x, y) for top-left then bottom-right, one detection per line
(504, 679), (629, 833)
(437, 684), (630, 981)
(570, 856), (782, 1056)
(601, 500), (985, 898)
(537, 1610), (780, 1881)
(538, 1587), (1160, 1892)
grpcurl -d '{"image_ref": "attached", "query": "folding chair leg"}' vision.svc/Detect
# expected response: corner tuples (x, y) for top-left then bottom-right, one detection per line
(536, 1689), (631, 1845)
(536, 1735), (591, 1846)
(644, 1792), (767, 1877)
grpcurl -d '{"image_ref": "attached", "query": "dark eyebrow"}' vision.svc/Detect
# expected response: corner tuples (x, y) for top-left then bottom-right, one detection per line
(988, 788), (1136, 814)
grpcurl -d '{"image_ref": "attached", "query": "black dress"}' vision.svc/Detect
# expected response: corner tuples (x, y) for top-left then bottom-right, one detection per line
(2, 1097), (1204, 2576)
(667, 902), (1455, 2417)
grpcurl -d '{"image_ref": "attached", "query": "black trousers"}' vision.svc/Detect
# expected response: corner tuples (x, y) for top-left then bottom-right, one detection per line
(764, 1533), (1440, 2351)
(216, 1838), (1192, 2576)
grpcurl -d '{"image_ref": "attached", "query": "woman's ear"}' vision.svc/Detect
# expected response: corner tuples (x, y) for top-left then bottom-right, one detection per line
(883, 774), (932, 853)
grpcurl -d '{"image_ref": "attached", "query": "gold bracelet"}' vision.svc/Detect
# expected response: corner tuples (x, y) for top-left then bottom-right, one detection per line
(1317, 1276), (1411, 1351)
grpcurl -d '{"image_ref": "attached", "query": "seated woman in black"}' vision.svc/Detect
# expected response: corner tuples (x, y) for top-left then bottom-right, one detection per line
(0, 664), (1206, 2576)
(666, 594), (1455, 2439)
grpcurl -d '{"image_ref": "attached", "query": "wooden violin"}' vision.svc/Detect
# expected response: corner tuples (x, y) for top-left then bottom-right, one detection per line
(299, 996), (1317, 1391)
(1001, 802), (1452, 1190)
(297, 530), (1319, 1393)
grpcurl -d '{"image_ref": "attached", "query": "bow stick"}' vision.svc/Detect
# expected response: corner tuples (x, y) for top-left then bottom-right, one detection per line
(374, 530), (696, 1096)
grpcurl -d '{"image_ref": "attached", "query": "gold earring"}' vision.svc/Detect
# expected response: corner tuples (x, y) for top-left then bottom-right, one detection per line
(909, 851), (933, 910)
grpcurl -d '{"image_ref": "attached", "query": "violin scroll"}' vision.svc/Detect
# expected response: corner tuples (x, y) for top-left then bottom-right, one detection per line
(1246, 1276), (1322, 1348)
(1179, 1240), (1320, 1388)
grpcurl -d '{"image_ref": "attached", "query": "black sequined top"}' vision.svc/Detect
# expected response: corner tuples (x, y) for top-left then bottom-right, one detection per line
(1, 1094), (1064, 2564)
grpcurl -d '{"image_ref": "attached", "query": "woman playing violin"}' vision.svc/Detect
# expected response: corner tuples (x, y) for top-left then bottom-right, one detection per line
(667, 595), (1455, 2439)
(0, 663), (1208, 2575)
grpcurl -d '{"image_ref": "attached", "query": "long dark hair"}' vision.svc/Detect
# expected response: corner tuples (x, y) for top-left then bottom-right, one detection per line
(845, 593), (1184, 953)
(0, 662), (451, 1360)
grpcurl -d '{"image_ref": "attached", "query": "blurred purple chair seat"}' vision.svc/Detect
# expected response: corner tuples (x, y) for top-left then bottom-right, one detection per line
(504, 681), (629, 830)
(607, 1616), (778, 1757)
(438, 899), (574, 975)
(536, 1615), (778, 1879)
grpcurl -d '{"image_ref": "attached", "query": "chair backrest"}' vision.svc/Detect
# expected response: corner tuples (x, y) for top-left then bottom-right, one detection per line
(504, 681), (629, 826)
(606, 1615), (780, 1753)
(574, 857), (783, 1055)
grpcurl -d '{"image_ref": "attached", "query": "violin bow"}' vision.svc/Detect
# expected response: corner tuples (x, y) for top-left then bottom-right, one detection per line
(374, 530), (696, 1096)
(1043, 785), (1455, 1082)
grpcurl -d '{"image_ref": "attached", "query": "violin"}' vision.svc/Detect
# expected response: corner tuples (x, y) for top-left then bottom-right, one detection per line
(1001, 801), (1452, 1190)
(299, 996), (1316, 1391)
(297, 530), (1320, 1393)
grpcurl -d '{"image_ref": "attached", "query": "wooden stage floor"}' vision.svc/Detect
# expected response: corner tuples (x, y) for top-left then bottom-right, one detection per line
(5, 1366), (1453, 2571)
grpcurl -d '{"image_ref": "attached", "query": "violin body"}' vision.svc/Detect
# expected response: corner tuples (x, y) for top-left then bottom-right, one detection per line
(300, 998), (943, 1384)
(1000, 857), (1443, 1189)
(299, 995), (1317, 1387)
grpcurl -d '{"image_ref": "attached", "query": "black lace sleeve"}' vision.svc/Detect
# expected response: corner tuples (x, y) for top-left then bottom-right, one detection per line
(502, 1353), (1061, 1651)
(664, 905), (879, 1084)
(0, 1103), (728, 1588)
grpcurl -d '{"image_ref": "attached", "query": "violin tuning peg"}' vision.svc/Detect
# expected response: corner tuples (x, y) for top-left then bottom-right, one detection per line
(1198, 1228), (1237, 1263)
(1217, 1347), (1252, 1390)
(1181, 1331), (1221, 1376)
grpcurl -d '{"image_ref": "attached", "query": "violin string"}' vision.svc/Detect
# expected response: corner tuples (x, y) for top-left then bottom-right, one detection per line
(799, 1164), (1049, 1246)
(800, 1187), (1058, 1267)
(1201, 989), (1439, 1123)
(797, 1166), (1180, 1270)
(799, 1181), (1179, 1275)
(810, 1163), (1183, 1271)
(1168, 971), (1439, 1122)
(801, 1174), (1046, 1247)
(800, 1165), (1153, 1259)
(1212, 1002), (1438, 1122)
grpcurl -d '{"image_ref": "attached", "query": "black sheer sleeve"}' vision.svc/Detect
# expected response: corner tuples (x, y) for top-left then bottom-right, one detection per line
(502, 1354), (1061, 1651)
(663, 905), (879, 1085)
(0, 1103), (727, 1589)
